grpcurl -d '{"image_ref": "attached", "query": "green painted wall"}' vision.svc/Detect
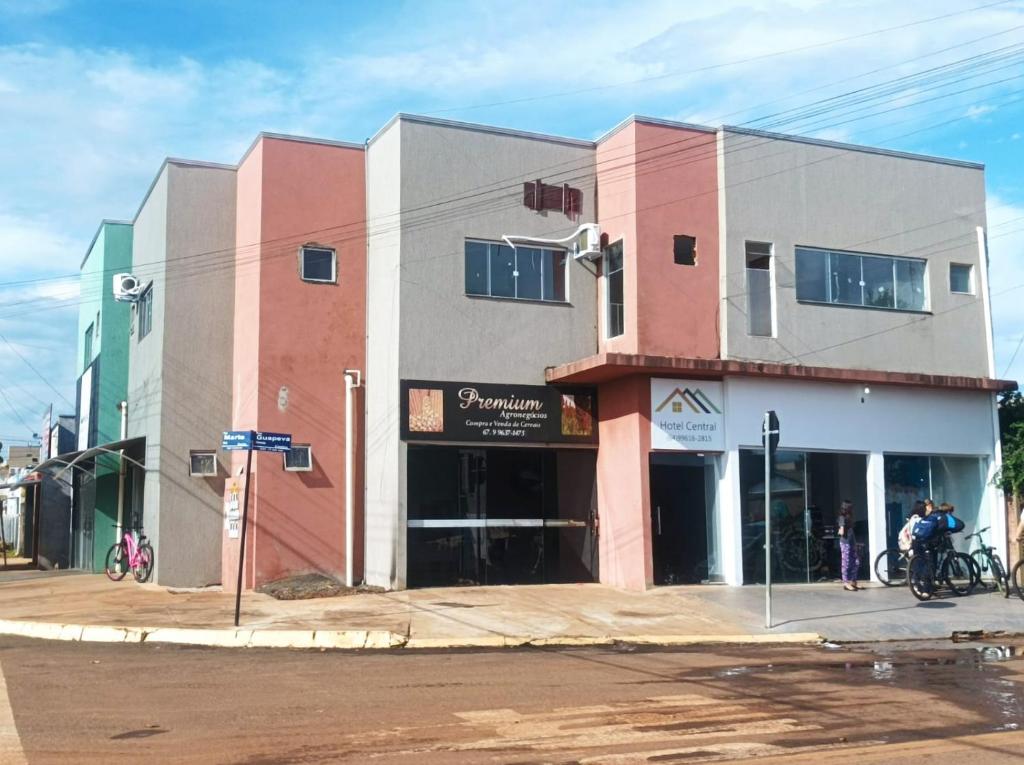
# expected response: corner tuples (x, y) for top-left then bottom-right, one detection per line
(77, 221), (133, 571)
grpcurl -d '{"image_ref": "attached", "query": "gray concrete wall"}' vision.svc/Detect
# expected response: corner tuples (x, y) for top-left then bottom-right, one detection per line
(159, 162), (236, 587)
(127, 167), (168, 566)
(721, 129), (990, 377)
(397, 118), (598, 383)
(364, 116), (599, 589)
(127, 161), (235, 587)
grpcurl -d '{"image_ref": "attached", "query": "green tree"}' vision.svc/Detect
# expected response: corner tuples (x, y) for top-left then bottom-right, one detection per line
(996, 390), (1024, 505)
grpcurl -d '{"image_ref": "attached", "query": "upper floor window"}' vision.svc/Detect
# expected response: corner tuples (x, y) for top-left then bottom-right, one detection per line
(138, 284), (153, 341)
(464, 240), (567, 302)
(605, 240), (624, 338)
(950, 263), (974, 294)
(300, 245), (337, 284)
(83, 323), (94, 367)
(745, 241), (774, 337)
(795, 246), (926, 312)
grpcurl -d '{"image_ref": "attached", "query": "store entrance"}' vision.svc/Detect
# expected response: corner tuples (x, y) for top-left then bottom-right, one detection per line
(649, 453), (717, 585)
(406, 445), (598, 587)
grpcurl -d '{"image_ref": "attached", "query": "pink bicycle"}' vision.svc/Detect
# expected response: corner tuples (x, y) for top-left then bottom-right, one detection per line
(104, 527), (154, 582)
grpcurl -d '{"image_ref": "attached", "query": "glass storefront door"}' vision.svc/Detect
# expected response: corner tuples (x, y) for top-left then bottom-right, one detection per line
(406, 445), (597, 587)
(741, 449), (868, 584)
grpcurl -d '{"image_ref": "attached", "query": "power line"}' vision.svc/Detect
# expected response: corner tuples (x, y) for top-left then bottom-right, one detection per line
(0, 334), (74, 408)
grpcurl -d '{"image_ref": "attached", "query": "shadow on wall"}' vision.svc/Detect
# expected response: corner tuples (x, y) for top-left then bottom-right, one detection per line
(297, 453), (334, 490)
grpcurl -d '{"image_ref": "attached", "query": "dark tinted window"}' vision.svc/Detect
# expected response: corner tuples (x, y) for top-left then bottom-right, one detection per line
(301, 246), (336, 283)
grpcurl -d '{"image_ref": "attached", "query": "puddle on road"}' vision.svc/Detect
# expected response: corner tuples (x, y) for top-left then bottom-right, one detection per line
(702, 642), (1024, 740)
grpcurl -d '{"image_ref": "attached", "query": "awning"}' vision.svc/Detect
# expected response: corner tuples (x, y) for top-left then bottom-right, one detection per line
(546, 352), (1018, 392)
(33, 437), (147, 479)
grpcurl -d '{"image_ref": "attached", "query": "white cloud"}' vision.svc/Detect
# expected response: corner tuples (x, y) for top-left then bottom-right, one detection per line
(965, 104), (996, 120)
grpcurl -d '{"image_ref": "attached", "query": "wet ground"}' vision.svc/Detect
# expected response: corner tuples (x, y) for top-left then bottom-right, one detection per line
(1, 636), (1023, 763)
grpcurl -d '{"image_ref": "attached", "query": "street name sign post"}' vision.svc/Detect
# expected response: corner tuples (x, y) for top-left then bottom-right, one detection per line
(761, 411), (780, 629)
(222, 430), (292, 626)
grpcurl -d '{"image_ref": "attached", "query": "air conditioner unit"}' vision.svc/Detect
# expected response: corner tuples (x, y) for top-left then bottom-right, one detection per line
(113, 273), (142, 303)
(572, 223), (602, 261)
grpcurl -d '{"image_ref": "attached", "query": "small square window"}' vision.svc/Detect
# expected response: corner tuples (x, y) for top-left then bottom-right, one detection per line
(950, 263), (973, 294)
(673, 235), (697, 266)
(189, 451), (217, 477)
(300, 246), (337, 284)
(672, 402), (682, 413)
(283, 444), (312, 472)
(138, 284), (153, 340)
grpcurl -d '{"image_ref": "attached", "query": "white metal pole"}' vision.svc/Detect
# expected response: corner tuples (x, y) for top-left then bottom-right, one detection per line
(764, 411), (772, 630)
(115, 400), (128, 573)
(343, 370), (361, 587)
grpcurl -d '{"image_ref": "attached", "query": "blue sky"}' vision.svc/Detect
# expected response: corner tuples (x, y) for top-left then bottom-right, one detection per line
(0, 0), (1022, 447)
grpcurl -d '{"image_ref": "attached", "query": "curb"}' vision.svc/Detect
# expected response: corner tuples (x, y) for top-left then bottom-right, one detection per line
(0, 619), (822, 651)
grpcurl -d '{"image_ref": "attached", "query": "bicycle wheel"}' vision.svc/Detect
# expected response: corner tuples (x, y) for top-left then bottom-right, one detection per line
(990, 554), (1009, 598)
(942, 552), (975, 596)
(874, 548), (906, 586)
(132, 543), (154, 583)
(908, 554), (934, 601)
(104, 543), (127, 582)
(970, 550), (995, 589)
(1012, 559), (1024, 602)
(967, 554), (983, 590)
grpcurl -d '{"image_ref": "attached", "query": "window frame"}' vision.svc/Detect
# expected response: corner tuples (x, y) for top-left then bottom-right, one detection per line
(744, 241), (775, 338)
(188, 450), (218, 478)
(949, 263), (974, 295)
(283, 444), (313, 472)
(299, 245), (338, 284)
(605, 239), (625, 339)
(794, 245), (929, 313)
(137, 283), (154, 341)
(83, 322), (94, 367)
(463, 238), (569, 304)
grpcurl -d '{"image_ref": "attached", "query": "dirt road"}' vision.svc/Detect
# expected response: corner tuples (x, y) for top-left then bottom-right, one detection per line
(1, 637), (1022, 763)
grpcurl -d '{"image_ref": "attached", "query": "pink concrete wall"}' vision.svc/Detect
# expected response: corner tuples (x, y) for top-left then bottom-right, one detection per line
(596, 120), (720, 359)
(596, 122), (639, 354)
(633, 123), (720, 358)
(224, 136), (366, 591)
(596, 375), (653, 590)
(223, 141), (264, 589)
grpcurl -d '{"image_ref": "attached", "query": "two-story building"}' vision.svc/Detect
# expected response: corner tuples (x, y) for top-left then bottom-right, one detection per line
(365, 114), (1012, 591)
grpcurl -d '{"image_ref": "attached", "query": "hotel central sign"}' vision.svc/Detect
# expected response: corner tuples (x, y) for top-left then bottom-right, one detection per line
(401, 379), (598, 445)
(650, 378), (725, 452)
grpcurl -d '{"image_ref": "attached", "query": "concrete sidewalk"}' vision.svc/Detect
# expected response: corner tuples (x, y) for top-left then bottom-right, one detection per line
(0, 572), (1021, 649)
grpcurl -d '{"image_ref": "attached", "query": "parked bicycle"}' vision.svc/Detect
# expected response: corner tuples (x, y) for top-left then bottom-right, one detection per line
(1012, 557), (1024, 602)
(907, 532), (975, 601)
(965, 527), (1009, 597)
(104, 526), (154, 583)
(874, 546), (910, 586)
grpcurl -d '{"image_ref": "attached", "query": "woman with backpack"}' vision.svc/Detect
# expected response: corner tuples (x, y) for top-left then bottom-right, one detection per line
(837, 500), (860, 591)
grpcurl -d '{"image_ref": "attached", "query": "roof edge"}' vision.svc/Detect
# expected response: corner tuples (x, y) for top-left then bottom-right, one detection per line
(238, 131), (365, 166)
(80, 219), (134, 270)
(723, 126), (985, 170)
(368, 113), (595, 149)
(596, 114), (717, 145)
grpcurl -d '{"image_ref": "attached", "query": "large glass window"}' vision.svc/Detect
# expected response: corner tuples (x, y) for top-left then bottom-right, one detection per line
(795, 246), (927, 312)
(464, 240), (567, 302)
(406, 446), (596, 587)
(605, 240), (624, 338)
(884, 454), (987, 554)
(740, 449), (868, 584)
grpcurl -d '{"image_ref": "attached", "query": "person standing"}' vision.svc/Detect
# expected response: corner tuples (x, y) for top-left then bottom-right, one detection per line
(837, 500), (860, 591)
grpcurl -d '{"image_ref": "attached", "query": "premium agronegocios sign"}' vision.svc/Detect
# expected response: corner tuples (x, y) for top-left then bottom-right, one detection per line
(401, 380), (598, 444)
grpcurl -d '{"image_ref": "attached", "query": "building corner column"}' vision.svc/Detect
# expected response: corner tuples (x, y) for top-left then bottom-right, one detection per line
(866, 452), (886, 583)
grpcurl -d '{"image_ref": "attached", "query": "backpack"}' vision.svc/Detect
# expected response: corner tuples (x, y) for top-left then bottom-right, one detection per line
(911, 513), (943, 543)
(898, 514), (921, 552)
(943, 512), (965, 534)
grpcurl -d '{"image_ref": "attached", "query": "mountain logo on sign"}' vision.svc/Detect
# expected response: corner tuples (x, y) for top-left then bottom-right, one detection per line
(655, 387), (722, 415)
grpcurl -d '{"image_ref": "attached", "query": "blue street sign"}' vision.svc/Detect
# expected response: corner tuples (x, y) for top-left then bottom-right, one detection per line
(222, 430), (253, 451)
(253, 431), (292, 453)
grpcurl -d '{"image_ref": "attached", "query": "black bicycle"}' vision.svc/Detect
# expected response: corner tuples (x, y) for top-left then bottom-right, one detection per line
(966, 527), (1009, 597)
(1011, 557), (1024, 602)
(907, 533), (975, 601)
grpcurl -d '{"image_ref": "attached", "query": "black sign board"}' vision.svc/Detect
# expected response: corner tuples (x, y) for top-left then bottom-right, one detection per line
(401, 380), (598, 445)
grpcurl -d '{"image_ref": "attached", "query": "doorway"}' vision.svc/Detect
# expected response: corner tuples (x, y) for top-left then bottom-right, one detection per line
(649, 453), (717, 585)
